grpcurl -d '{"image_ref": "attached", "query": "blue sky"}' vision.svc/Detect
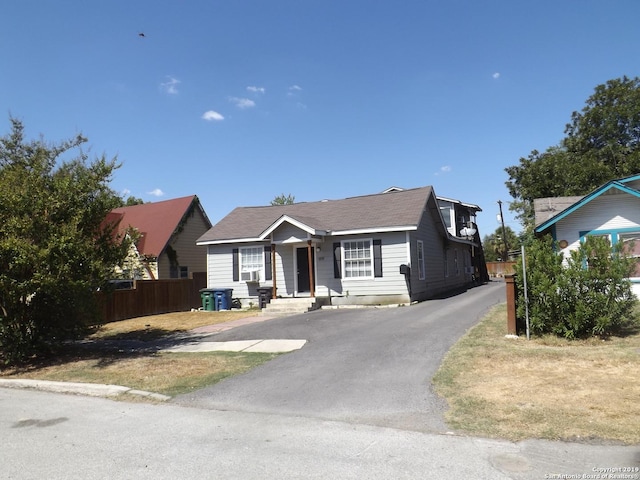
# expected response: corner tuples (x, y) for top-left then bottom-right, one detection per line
(2, 1), (640, 238)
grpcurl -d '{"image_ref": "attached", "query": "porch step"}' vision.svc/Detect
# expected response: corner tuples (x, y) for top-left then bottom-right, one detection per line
(261, 297), (319, 317)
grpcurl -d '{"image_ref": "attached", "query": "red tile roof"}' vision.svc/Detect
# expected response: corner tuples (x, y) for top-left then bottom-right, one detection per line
(110, 195), (204, 257)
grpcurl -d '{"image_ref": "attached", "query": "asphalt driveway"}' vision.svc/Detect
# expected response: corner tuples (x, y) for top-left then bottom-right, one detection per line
(173, 281), (505, 433)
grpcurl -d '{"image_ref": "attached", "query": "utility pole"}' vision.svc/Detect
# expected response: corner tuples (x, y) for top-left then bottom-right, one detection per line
(497, 200), (509, 261)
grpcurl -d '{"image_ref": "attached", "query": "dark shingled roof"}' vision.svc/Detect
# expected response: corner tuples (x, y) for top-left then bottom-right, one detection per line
(197, 186), (436, 243)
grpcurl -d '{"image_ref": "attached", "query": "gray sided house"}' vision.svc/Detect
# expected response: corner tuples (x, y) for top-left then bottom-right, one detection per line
(197, 186), (487, 308)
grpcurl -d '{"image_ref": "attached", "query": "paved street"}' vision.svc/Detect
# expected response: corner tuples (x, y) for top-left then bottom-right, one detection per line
(2, 387), (638, 479)
(2, 281), (639, 479)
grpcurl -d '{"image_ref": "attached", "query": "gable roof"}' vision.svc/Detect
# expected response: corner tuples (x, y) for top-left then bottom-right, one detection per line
(110, 195), (210, 257)
(383, 187), (482, 213)
(197, 186), (448, 244)
(534, 176), (640, 234)
(436, 195), (482, 212)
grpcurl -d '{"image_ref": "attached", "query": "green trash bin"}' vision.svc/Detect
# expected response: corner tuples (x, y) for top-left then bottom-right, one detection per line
(200, 289), (215, 311)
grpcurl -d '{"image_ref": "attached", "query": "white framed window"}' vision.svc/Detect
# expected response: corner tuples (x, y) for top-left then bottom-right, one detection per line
(439, 206), (452, 229)
(240, 246), (263, 281)
(342, 239), (372, 278)
(417, 240), (425, 280)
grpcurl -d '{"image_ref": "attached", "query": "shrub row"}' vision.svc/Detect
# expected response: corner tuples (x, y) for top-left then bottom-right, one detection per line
(514, 236), (637, 338)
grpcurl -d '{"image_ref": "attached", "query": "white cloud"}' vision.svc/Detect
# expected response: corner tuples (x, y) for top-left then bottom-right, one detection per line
(492, 72), (500, 79)
(229, 97), (256, 109)
(288, 85), (303, 97)
(247, 86), (265, 94)
(434, 165), (452, 176)
(201, 110), (225, 121)
(147, 188), (165, 197)
(160, 76), (181, 94)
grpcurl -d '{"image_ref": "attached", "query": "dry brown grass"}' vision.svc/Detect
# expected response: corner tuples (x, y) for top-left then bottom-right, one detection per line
(2, 351), (278, 397)
(433, 304), (640, 444)
(89, 310), (260, 340)
(1, 310), (274, 397)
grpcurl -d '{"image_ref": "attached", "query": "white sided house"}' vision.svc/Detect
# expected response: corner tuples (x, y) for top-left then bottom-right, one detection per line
(534, 175), (640, 296)
(197, 186), (488, 312)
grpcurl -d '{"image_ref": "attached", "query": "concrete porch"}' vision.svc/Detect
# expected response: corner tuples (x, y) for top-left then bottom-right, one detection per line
(261, 297), (329, 317)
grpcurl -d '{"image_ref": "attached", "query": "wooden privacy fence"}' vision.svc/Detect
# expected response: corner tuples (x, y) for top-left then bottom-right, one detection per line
(486, 261), (516, 277)
(98, 273), (207, 323)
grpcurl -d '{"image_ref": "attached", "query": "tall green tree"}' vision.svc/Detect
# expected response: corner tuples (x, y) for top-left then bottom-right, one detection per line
(0, 118), (131, 364)
(506, 76), (640, 232)
(271, 193), (295, 205)
(123, 195), (145, 206)
(482, 226), (521, 262)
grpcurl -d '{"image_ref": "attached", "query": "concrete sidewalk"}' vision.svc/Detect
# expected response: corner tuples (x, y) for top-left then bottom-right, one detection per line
(163, 339), (307, 353)
(163, 314), (308, 353)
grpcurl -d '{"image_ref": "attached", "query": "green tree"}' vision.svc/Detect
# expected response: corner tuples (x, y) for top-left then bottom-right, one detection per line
(506, 76), (640, 232)
(271, 193), (295, 205)
(0, 118), (131, 364)
(482, 226), (520, 262)
(514, 236), (564, 334)
(123, 195), (145, 206)
(515, 236), (637, 338)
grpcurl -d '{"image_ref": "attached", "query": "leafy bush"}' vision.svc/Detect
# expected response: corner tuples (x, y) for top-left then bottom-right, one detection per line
(515, 235), (637, 338)
(0, 118), (130, 365)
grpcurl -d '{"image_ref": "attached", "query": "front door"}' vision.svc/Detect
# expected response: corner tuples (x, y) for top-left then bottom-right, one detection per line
(296, 246), (315, 293)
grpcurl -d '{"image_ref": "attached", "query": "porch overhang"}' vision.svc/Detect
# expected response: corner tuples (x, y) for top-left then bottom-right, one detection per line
(436, 195), (483, 212)
(260, 214), (327, 239)
(330, 225), (416, 236)
(196, 237), (265, 246)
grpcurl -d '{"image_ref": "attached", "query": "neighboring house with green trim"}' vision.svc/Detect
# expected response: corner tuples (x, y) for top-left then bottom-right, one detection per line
(196, 186), (488, 308)
(534, 174), (640, 296)
(108, 196), (212, 280)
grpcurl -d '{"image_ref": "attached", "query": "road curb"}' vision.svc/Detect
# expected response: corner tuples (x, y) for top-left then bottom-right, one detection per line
(0, 378), (171, 402)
